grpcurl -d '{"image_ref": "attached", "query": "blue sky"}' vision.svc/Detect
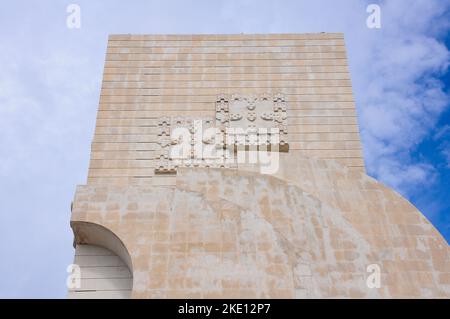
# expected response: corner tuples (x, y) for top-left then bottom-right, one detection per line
(0, 0), (448, 298)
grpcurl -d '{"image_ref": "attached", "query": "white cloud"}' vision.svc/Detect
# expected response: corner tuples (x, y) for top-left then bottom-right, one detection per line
(435, 125), (450, 167)
(0, 0), (449, 297)
(349, 0), (449, 193)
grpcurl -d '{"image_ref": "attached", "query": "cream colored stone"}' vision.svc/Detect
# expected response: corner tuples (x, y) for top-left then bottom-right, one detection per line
(69, 33), (449, 299)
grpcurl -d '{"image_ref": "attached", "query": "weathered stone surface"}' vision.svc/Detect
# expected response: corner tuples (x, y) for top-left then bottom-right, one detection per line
(69, 33), (449, 298)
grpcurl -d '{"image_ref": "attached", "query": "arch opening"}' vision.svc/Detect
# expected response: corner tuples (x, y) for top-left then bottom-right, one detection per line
(68, 221), (133, 299)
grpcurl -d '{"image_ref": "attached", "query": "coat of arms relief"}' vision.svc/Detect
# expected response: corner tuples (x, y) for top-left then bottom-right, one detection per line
(155, 93), (289, 174)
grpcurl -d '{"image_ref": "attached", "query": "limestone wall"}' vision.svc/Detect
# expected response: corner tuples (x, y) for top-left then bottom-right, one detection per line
(69, 33), (449, 299)
(89, 33), (363, 185)
(68, 244), (132, 299)
(71, 155), (449, 298)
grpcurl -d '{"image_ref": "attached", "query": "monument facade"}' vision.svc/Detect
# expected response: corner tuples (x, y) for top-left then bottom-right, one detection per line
(68, 33), (449, 298)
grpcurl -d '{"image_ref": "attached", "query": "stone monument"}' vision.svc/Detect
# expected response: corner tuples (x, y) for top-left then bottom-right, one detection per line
(68, 33), (449, 298)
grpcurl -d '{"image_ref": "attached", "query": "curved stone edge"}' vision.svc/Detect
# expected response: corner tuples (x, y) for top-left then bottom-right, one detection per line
(70, 221), (134, 287)
(70, 154), (450, 298)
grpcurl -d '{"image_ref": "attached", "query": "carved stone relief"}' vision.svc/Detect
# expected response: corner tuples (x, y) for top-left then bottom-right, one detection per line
(155, 93), (289, 174)
(215, 93), (289, 152)
(154, 116), (234, 174)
